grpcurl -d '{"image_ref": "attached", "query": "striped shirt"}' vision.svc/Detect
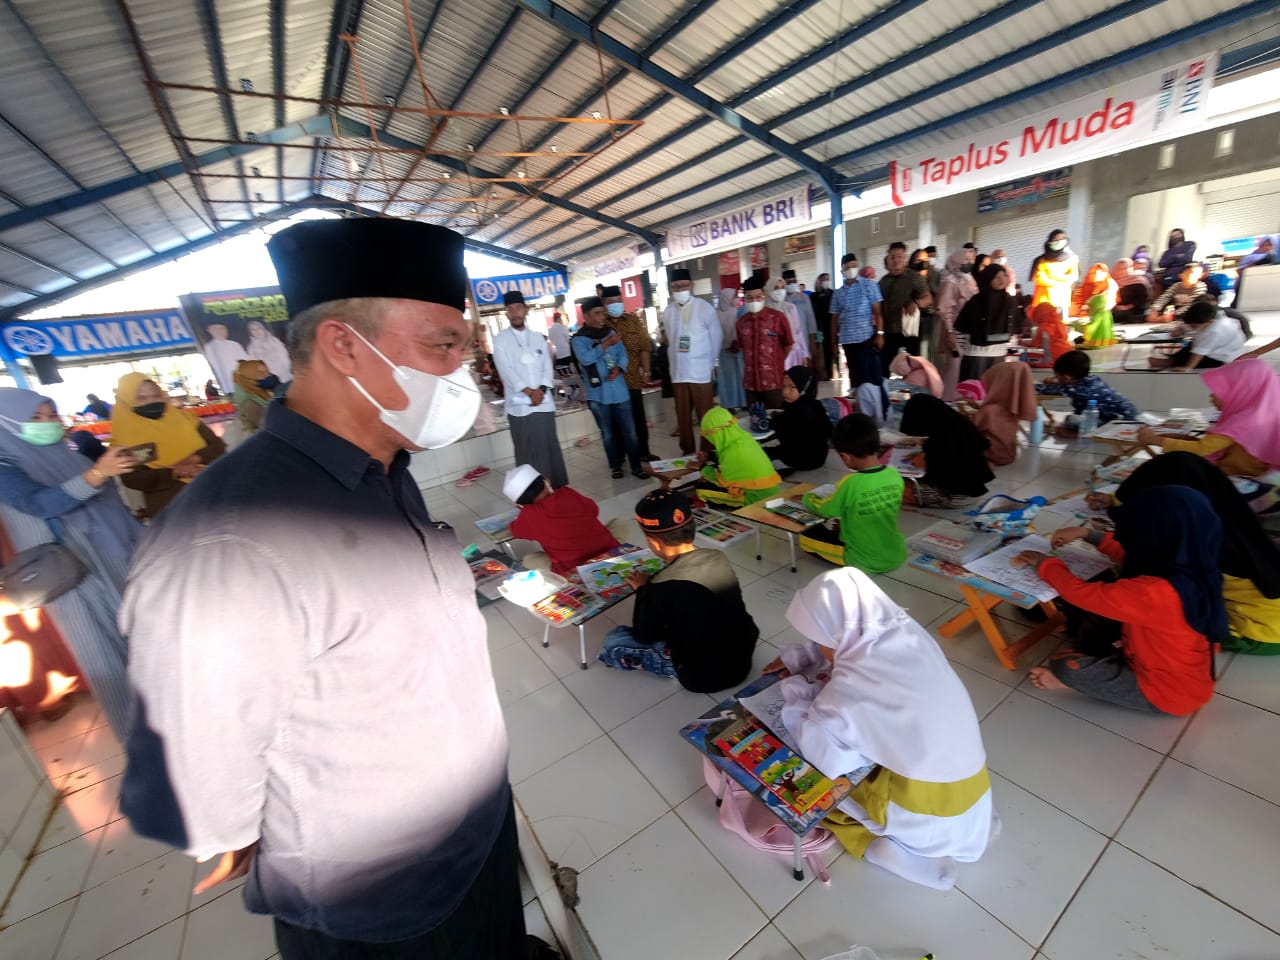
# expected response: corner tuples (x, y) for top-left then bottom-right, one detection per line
(830, 278), (884, 344)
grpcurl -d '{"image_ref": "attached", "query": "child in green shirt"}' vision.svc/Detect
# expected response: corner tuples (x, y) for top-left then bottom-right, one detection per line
(798, 414), (906, 573)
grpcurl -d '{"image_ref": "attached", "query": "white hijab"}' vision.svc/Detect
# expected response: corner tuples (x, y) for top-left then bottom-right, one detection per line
(780, 569), (986, 783)
(717, 287), (739, 343)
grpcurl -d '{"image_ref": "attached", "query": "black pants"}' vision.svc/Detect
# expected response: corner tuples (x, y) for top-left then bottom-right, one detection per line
(274, 798), (526, 960)
(629, 387), (651, 458)
(841, 338), (882, 388)
(1166, 345), (1224, 369)
(880, 333), (908, 376)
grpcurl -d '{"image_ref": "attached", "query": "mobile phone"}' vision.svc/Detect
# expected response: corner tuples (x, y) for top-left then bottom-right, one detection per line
(127, 442), (157, 464)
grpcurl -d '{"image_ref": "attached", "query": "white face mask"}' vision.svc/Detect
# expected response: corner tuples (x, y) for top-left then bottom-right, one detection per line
(785, 283), (799, 294)
(344, 324), (480, 450)
(769, 288), (787, 303)
(672, 289), (692, 305)
(745, 300), (765, 314)
(842, 268), (858, 280)
(993, 257), (1007, 266)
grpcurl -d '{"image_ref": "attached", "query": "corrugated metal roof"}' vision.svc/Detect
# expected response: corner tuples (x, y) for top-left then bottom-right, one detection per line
(0, 0), (1275, 314)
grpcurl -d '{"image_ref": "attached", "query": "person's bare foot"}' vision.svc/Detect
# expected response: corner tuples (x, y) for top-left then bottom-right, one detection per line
(1029, 666), (1067, 691)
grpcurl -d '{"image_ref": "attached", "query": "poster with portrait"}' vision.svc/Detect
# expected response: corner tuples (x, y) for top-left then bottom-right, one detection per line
(179, 286), (293, 391)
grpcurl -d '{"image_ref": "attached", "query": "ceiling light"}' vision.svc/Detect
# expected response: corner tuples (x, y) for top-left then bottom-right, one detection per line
(239, 78), (254, 93)
(246, 131), (259, 142)
(251, 166), (261, 177)
(442, 171), (451, 179)
(589, 111), (601, 120)
(499, 106), (510, 116)
(254, 192), (264, 202)
(516, 170), (526, 178)
(466, 143), (475, 152)
(550, 144), (558, 153)
(383, 95), (396, 106)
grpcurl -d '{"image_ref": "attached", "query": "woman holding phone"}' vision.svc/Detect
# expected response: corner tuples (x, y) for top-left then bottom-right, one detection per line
(111, 373), (226, 517)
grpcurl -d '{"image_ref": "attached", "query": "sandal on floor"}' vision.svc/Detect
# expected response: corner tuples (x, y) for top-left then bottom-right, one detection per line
(454, 465), (490, 487)
(611, 469), (625, 479)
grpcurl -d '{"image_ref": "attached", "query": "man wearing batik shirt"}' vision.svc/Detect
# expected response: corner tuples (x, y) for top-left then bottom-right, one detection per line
(736, 273), (794, 408)
(603, 284), (656, 461)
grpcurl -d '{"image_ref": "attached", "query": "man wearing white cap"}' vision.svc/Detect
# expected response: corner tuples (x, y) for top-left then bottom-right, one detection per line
(503, 463), (630, 575)
(492, 289), (569, 488)
(661, 267), (722, 454)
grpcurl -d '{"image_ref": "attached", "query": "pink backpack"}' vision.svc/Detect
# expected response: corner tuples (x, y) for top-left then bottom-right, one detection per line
(701, 758), (839, 884)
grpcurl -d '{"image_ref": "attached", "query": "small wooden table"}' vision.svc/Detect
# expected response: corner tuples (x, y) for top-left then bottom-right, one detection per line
(910, 554), (1065, 670)
(732, 484), (817, 573)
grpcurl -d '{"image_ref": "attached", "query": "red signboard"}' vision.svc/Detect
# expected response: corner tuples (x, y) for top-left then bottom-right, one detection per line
(620, 274), (648, 312)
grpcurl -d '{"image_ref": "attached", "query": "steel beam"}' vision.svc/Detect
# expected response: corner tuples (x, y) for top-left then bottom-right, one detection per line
(0, 116), (333, 235)
(195, 0), (254, 218)
(0, 207), (300, 322)
(332, 116), (661, 245)
(517, 0), (841, 195)
(768, 0), (1043, 132)
(312, 0), (367, 190)
(315, 197), (565, 272)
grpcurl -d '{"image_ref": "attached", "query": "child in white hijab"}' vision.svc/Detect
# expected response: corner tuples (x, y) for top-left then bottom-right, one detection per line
(766, 569), (996, 889)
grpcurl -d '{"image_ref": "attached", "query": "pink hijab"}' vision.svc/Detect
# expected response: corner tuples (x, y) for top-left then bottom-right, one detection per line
(1202, 361), (1280, 468)
(955, 380), (986, 404)
(889, 352), (943, 398)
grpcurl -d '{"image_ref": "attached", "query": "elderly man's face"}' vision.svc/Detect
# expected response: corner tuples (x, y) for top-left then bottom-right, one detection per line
(670, 279), (692, 294)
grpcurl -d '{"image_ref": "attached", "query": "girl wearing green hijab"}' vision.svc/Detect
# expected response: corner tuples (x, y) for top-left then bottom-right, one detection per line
(694, 406), (782, 507)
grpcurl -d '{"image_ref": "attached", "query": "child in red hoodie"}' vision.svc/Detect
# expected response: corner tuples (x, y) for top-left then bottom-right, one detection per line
(504, 464), (631, 576)
(1016, 486), (1226, 716)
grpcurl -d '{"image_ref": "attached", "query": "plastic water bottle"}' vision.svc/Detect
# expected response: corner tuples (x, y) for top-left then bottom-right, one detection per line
(1079, 399), (1099, 440)
(1028, 405), (1045, 445)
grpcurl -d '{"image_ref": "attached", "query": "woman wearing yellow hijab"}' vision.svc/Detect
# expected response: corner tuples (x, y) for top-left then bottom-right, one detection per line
(111, 372), (226, 517)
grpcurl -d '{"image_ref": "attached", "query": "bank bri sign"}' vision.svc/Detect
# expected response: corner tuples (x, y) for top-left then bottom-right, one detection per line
(665, 186), (813, 260)
(0, 309), (195, 362)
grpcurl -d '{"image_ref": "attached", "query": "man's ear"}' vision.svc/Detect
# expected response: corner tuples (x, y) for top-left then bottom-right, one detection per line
(315, 319), (362, 376)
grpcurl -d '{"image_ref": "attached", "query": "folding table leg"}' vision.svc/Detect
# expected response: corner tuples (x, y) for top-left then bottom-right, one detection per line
(715, 770), (728, 808)
(788, 532), (798, 573)
(792, 834), (804, 881)
(755, 524), (762, 561)
(542, 622), (550, 649)
(578, 623), (588, 670)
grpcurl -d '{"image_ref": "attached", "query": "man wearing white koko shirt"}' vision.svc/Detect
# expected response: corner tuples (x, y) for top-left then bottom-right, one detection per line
(660, 267), (722, 454)
(493, 290), (569, 488)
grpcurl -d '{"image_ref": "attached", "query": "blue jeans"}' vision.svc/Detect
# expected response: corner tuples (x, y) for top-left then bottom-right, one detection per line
(587, 399), (642, 473)
(597, 624), (678, 678)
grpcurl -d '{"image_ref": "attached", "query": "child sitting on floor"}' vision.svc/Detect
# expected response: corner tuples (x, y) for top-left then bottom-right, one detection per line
(1017, 486), (1225, 716)
(693, 406), (782, 508)
(597, 490), (758, 692)
(1035, 349), (1139, 435)
(898, 395), (994, 508)
(504, 464), (629, 576)
(798, 414), (906, 573)
(1137, 358), (1280, 477)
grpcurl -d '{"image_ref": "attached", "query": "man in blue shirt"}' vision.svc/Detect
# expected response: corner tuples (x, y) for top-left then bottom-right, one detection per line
(121, 219), (529, 959)
(573, 296), (645, 479)
(828, 252), (885, 391)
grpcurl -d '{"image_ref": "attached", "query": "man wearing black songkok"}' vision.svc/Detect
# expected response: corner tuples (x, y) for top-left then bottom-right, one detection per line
(121, 218), (533, 959)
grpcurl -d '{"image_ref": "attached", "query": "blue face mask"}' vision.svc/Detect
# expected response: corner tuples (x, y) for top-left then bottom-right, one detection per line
(606, 302), (625, 318)
(256, 374), (281, 391)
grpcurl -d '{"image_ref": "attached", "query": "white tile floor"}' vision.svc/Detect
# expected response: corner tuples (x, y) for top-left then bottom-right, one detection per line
(2, 324), (1279, 960)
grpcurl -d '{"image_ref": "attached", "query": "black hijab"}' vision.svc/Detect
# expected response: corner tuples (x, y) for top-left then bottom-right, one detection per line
(785, 365), (817, 401)
(954, 264), (1016, 345)
(773, 365), (830, 470)
(1116, 452), (1280, 599)
(1112, 486), (1229, 644)
(899, 395), (993, 496)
